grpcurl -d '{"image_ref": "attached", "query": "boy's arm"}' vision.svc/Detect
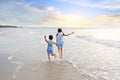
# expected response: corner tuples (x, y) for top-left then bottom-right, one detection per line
(63, 32), (74, 36)
(44, 36), (48, 42)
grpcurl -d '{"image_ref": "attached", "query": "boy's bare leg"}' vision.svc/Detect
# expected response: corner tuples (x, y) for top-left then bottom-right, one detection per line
(52, 53), (56, 58)
(48, 55), (50, 61)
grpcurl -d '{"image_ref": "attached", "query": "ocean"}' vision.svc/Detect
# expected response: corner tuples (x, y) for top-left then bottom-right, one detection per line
(0, 28), (120, 80)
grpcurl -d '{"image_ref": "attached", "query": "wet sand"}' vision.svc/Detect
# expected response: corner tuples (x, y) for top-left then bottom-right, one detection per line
(0, 53), (17, 80)
(12, 60), (86, 80)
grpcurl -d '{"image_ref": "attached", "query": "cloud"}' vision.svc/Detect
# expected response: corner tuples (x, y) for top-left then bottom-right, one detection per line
(42, 13), (83, 27)
(0, 0), (120, 27)
(41, 12), (120, 27)
(96, 15), (120, 26)
(0, 0), (58, 27)
(0, 0), (87, 27)
(54, 0), (120, 10)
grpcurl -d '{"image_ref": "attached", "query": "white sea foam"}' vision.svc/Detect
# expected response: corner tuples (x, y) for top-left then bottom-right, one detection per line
(75, 28), (120, 48)
(9, 61), (23, 80)
(7, 49), (24, 80)
(8, 56), (13, 60)
(8, 49), (18, 60)
(65, 37), (120, 80)
(77, 36), (120, 48)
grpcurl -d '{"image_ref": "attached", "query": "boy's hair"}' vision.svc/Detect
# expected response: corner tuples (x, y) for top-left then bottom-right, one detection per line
(49, 35), (53, 40)
(58, 28), (62, 32)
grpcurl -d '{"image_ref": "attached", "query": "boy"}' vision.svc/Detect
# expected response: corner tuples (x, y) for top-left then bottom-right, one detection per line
(44, 35), (56, 61)
(56, 28), (74, 59)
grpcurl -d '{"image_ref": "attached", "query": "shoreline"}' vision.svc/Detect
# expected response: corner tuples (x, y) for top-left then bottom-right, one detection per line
(12, 60), (86, 80)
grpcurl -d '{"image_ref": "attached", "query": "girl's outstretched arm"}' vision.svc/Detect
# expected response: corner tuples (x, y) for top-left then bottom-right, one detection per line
(44, 36), (48, 42)
(63, 32), (74, 36)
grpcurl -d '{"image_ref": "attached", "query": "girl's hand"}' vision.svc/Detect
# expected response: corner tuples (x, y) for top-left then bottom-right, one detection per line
(71, 32), (74, 35)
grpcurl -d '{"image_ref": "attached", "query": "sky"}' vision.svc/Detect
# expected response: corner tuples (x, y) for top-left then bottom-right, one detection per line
(0, 0), (120, 27)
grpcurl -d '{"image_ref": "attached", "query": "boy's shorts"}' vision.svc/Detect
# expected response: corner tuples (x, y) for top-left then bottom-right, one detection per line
(58, 41), (64, 49)
(47, 49), (53, 55)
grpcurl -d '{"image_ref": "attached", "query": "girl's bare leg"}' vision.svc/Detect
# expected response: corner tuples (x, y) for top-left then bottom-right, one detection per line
(60, 48), (63, 59)
(58, 49), (61, 59)
(58, 48), (63, 59)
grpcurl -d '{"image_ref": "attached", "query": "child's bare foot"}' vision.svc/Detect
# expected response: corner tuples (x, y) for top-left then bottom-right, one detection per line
(54, 54), (56, 58)
(59, 55), (62, 59)
(52, 54), (56, 58)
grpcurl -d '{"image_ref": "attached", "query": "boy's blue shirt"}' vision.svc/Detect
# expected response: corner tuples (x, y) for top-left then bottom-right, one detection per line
(47, 40), (55, 54)
(47, 40), (54, 49)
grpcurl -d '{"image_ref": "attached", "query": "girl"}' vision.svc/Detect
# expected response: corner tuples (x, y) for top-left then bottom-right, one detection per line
(56, 28), (74, 59)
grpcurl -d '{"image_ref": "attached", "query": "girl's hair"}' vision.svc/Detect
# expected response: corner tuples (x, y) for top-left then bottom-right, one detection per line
(49, 35), (53, 40)
(58, 28), (62, 32)
(56, 28), (64, 36)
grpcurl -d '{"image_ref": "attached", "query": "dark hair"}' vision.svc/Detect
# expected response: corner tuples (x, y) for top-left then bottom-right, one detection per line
(49, 35), (53, 40)
(58, 28), (62, 32)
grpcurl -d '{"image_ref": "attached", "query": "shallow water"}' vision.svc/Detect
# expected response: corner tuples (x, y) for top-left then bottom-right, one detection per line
(0, 28), (120, 80)
(64, 38), (120, 80)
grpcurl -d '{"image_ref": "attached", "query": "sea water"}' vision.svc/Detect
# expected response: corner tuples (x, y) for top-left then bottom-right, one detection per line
(64, 28), (120, 80)
(0, 27), (120, 80)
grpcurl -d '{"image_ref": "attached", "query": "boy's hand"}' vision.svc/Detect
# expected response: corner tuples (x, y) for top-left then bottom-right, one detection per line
(44, 35), (46, 38)
(44, 35), (48, 42)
